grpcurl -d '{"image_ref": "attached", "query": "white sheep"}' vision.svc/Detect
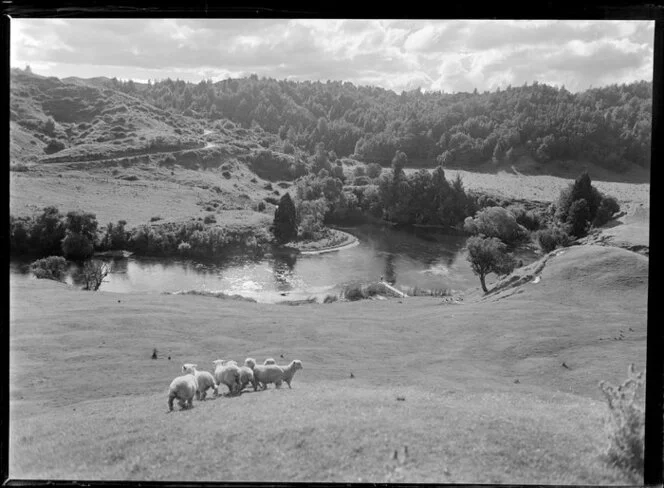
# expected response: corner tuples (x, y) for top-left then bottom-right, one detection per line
(244, 357), (257, 369)
(263, 358), (276, 365)
(238, 365), (255, 391)
(212, 359), (241, 395)
(182, 363), (218, 400)
(251, 364), (285, 390)
(278, 360), (303, 389)
(168, 371), (198, 411)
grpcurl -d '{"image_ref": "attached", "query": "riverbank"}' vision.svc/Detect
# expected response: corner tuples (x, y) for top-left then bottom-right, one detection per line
(8, 243), (647, 483)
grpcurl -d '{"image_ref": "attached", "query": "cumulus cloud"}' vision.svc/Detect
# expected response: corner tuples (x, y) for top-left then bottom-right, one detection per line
(10, 18), (654, 93)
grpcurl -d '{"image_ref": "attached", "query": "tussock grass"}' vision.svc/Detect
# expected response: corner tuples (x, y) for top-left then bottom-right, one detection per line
(598, 363), (645, 482)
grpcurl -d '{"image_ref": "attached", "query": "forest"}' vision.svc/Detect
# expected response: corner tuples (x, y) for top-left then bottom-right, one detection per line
(107, 76), (652, 171)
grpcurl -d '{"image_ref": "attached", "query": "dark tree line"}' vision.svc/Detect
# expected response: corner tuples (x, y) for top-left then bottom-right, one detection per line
(108, 76), (651, 171)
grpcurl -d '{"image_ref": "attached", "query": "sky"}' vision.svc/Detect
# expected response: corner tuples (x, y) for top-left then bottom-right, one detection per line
(10, 18), (655, 94)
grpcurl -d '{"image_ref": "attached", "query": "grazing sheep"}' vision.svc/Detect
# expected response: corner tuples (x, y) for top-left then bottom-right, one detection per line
(252, 364), (285, 390)
(212, 359), (241, 395)
(182, 363), (217, 400)
(263, 358), (276, 365)
(168, 372), (198, 411)
(279, 360), (303, 389)
(238, 365), (255, 391)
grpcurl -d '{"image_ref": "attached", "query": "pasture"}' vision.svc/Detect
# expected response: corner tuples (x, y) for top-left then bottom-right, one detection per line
(9, 244), (647, 483)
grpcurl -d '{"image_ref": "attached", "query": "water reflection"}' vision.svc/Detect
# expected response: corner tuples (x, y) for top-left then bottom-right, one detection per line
(9, 224), (541, 302)
(272, 252), (297, 291)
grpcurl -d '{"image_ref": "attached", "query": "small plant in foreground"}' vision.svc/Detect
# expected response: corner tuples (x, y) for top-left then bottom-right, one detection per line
(598, 363), (645, 483)
(30, 256), (68, 281)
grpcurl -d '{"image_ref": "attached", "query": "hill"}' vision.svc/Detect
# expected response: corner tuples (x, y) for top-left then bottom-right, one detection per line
(9, 244), (647, 483)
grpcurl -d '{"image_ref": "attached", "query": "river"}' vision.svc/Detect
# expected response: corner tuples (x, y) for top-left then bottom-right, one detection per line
(10, 224), (540, 303)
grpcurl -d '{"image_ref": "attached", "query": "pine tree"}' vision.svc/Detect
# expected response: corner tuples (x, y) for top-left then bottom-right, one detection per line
(273, 193), (298, 244)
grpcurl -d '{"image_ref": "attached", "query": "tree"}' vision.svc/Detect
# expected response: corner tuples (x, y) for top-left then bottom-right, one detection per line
(273, 193), (298, 244)
(75, 260), (110, 291)
(567, 198), (591, 237)
(466, 236), (516, 293)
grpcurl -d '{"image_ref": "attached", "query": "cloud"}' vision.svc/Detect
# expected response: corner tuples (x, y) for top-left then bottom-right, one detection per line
(10, 18), (654, 93)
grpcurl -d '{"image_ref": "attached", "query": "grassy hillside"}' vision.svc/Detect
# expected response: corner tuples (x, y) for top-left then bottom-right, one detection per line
(9, 244), (647, 483)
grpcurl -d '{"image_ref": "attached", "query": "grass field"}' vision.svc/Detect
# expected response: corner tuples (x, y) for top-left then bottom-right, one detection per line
(9, 244), (647, 483)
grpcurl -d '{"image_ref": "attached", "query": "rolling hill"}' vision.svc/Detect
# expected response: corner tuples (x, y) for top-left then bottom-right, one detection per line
(8, 244), (647, 483)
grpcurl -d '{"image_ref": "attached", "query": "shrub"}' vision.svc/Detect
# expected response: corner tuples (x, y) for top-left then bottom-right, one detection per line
(44, 138), (66, 154)
(593, 196), (621, 227)
(203, 214), (217, 224)
(536, 226), (571, 253)
(30, 256), (68, 281)
(508, 205), (542, 231)
(257, 201), (266, 212)
(463, 206), (529, 246)
(177, 241), (191, 255)
(150, 216), (162, 222)
(366, 162), (383, 179)
(353, 165), (366, 177)
(466, 235), (516, 293)
(61, 232), (94, 260)
(598, 364), (645, 483)
(323, 294), (338, 303)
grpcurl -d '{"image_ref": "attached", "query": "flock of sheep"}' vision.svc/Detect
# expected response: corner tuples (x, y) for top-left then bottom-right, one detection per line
(168, 357), (303, 411)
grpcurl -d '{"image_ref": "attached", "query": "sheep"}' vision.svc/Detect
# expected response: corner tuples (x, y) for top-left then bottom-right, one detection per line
(251, 364), (285, 390)
(238, 365), (255, 391)
(263, 358), (276, 365)
(168, 371), (198, 411)
(212, 359), (241, 395)
(278, 360), (303, 389)
(182, 363), (217, 400)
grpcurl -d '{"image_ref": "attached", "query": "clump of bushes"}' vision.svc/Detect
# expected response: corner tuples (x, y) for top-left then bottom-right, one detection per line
(44, 138), (66, 154)
(535, 226), (571, 253)
(598, 364), (645, 483)
(30, 256), (68, 281)
(463, 206), (529, 247)
(554, 171), (620, 237)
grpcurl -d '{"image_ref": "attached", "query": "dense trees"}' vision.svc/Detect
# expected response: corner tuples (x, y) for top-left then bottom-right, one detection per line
(112, 76), (650, 172)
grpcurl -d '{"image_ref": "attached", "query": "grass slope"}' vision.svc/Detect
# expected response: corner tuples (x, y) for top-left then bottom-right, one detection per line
(9, 245), (647, 483)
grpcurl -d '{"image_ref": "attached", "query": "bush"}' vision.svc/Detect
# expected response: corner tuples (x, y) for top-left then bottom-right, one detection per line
(203, 214), (217, 224)
(463, 206), (529, 246)
(44, 138), (66, 154)
(61, 232), (94, 260)
(593, 196), (621, 227)
(30, 256), (68, 281)
(257, 201), (266, 212)
(508, 205), (542, 231)
(10, 163), (29, 172)
(536, 226), (571, 253)
(598, 364), (645, 483)
(150, 216), (162, 222)
(177, 241), (191, 255)
(366, 162), (383, 179)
